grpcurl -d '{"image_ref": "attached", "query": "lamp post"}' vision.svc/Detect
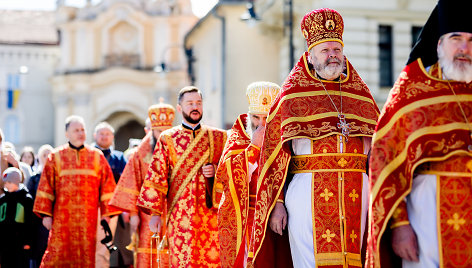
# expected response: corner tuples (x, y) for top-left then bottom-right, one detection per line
(241, 0), (294, 72)
(284, 0), (294, 71)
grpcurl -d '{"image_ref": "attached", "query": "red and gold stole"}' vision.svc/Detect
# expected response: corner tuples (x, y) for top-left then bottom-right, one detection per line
(217, 114), (261, 267)
(165, 126), (225, 220)
(367, 59), (472, 268)
(138, 125), (226, 218)
(250, 52), (379, 266)
(109, 133), (164, 267)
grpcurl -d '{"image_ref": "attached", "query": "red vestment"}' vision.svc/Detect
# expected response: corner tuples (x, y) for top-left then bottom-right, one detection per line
(137, 125), (226, 267)
(367, 59), (472, 268)
(250, 52), (379, 267)
(217, 114), (292, 267)
(33, 144), (120, 267)
(109, 133), (165, 267)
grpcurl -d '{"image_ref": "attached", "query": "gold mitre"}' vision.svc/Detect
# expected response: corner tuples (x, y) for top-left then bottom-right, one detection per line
(246, 81), (281, 114)
(148, 98), (175, 130)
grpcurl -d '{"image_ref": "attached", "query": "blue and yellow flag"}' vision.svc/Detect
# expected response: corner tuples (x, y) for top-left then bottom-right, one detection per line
(7, 74), (20, 109)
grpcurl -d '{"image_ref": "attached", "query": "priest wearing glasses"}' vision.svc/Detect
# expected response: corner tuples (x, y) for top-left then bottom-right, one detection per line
(248, 8), (379, 268)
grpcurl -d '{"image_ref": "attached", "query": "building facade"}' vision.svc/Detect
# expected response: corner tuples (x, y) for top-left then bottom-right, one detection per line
(185, 0), (436, 129)
(52, 0), (197, 149)
(0, 0), (437, 151)
(0, 10), (59, 150)
(0, 0), (197, 151)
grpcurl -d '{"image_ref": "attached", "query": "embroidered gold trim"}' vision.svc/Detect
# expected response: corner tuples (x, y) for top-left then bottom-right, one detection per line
(436, 175), (444, 267)
(373, 97), (472, 143)
(372, 150), (472, 265)
(37, 190), (55, 201)
(100, 193), (113, 202)
(169, 127), (207, 184)
(227, 160), (243, 252)
(346, 252), (362, 267)
(166, 149), (210, 224)
(136, 247), (158, 254)
(34, 209), (53, 217)
(372, 122), (472, 197)
(290, 168), (366, 174)
(59, 169), (97, 177)
(390, 221), (410, 229)
(116, 185), (140, 196)
(143, 180), (168, 194)
(417, 170), (472, 177)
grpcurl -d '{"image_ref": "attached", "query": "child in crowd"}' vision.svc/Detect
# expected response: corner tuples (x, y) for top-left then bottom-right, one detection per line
(0, 167), (33, 267)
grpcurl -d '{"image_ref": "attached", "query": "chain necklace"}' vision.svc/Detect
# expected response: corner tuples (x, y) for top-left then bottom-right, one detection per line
(319, 79), (351, 141)
(444, 74), (472, 151)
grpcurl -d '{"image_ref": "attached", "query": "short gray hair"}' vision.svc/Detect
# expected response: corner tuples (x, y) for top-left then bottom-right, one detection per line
(65, 115), (85, 131)
(38, 144), (54, 157)
(94, 121), (115, 135)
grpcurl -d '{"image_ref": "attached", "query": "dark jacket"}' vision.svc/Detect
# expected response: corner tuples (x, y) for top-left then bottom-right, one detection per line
(0, 185), (34, 267)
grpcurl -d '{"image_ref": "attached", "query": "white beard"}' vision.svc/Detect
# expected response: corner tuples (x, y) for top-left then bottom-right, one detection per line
(245, 114), (253, 139)
(315, 63), (344, 80)
(438, 46), (472, 83)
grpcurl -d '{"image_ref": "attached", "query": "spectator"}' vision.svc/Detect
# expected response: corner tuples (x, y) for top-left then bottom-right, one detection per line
(26, 144), (53, 268)
(33, 115), (120, 267)
(20, 146), (36, 172)
(1, 140), (32, 185)
(93, 121), (132, 268)
(0, 167), (34, 267)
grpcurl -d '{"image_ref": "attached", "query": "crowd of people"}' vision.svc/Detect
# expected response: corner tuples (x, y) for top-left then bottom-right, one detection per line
(1, 0), (472, 267)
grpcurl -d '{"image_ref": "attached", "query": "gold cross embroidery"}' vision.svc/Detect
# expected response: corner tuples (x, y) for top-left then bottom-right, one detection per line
(322, 229), (335, 242)
(350, 230), (357, 243)
(338, 157), (348, 168)
(349, 189), (359, 202)
(447, 213), (466, 231)
(320, 188), (333, 201)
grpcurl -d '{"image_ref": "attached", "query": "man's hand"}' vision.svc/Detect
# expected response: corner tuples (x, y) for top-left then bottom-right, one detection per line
(391, 224), (419, 262)
(149, 215), (162, 234)
(42, 216), (52, 230)
(251, 125), (266, 148)
(269, 202), (287, 235)
(202, 163), (215, 178)
(130, 215), (140, 233)
(3, 151), (19, 168)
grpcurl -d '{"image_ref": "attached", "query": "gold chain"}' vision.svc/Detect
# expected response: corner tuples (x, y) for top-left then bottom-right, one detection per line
(319, 79), (343, 115)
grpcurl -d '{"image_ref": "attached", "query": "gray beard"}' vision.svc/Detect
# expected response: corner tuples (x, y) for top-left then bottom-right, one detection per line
(315, 63), (343, 80)
(438, 47), (472, 83)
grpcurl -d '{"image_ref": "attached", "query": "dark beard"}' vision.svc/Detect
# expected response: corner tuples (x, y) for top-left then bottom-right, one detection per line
(182, 110), (202, 124)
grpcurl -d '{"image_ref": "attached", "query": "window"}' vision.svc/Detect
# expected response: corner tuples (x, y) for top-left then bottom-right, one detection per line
(411, 26), (422, 48)
(379, 25), (393, 87)
(4, 114), (20, 144)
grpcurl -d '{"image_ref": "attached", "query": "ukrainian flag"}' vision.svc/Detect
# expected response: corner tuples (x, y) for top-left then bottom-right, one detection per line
(7, 74), (20, 109)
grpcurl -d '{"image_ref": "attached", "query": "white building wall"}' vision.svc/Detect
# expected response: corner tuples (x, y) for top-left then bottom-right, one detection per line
(0, 45), (59, 150)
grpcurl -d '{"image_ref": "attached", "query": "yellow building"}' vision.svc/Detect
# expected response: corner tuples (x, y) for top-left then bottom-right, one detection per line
(52, 0), (197, 148)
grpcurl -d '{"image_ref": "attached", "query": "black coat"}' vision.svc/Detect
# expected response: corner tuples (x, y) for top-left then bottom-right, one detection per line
(0, 185), (34, 267)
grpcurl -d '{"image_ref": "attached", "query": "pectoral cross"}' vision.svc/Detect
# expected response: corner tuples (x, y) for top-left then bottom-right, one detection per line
(337, 114), (351, 142)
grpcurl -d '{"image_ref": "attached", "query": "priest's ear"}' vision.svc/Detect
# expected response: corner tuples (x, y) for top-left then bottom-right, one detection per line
(176, 104), (182, 114)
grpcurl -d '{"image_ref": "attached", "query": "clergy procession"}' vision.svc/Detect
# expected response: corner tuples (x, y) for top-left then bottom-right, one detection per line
(1, 0), (472, 267)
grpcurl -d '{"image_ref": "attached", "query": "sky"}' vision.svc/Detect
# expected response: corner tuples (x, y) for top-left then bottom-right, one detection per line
(0, 0), (217, 17)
